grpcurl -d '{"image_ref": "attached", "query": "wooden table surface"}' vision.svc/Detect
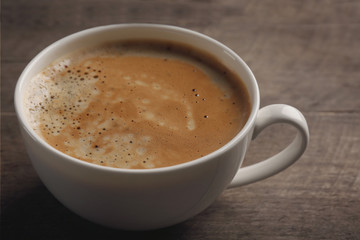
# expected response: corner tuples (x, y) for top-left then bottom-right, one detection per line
(1, 0), (359, 239)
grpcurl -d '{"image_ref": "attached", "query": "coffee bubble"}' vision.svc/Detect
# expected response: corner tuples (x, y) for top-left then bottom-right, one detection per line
(25, 40), (250, 169)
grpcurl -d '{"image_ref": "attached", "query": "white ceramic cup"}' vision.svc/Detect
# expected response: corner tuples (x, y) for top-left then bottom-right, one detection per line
(14, 24), (309, 230)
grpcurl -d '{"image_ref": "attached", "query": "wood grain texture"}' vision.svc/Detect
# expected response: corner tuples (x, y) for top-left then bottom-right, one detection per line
(1, 0), (360, 239)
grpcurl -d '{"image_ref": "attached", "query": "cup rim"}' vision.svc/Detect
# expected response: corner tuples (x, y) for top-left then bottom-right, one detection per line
(14, 23), (260, 174)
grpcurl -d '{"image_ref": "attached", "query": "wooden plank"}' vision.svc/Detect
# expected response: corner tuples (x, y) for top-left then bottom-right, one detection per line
(3, 27), (360, 112)
(2, 0), (360, 239)
(3, 1), (360, 113)
(1, 62), (27, 113)
(1, 112), (359, 239)
(3, 0), (360, 63)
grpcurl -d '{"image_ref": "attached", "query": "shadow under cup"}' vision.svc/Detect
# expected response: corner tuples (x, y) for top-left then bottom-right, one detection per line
(15, 24), (260, 230)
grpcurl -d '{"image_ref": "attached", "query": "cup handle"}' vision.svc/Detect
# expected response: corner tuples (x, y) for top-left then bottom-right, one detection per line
(228, 104), (309, 188)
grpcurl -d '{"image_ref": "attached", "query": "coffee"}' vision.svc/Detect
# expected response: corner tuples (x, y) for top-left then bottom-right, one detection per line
(24, 40), (250, 169)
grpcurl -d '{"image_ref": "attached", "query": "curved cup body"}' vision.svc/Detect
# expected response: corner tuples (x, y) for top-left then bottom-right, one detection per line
(20, 125), (251, 230)
(15, 24), (308, 230)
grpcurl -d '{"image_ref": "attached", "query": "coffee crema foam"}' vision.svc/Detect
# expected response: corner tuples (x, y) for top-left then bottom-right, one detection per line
(25, 40), (251, 169)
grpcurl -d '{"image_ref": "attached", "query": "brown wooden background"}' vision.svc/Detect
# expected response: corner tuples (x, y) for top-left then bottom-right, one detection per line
(1, 0), (360, 239)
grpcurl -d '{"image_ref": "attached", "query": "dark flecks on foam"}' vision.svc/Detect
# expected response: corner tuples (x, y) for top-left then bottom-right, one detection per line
(26, 41), (250, 169)
(36, 64), (107, 139)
